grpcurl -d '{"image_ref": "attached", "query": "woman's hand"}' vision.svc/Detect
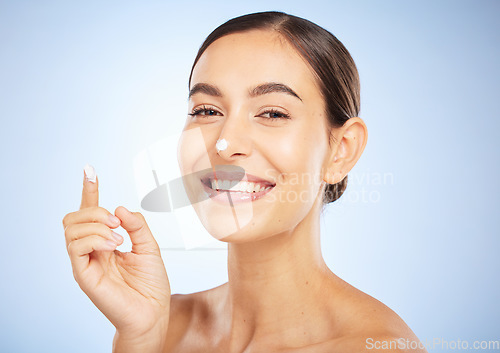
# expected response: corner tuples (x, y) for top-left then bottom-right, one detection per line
(62, 166), (171, 350)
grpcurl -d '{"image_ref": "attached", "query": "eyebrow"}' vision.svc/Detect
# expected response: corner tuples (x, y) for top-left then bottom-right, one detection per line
(188, 82), (302, 102)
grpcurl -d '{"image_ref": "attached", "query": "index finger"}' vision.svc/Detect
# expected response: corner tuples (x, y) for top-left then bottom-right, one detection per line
(80, 163), (99, 209)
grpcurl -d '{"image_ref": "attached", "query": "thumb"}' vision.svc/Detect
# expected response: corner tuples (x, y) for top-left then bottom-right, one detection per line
(115, 206), (160, 255)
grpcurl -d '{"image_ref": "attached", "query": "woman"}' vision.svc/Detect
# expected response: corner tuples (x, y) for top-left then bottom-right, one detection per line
(63, 11), (426, 353)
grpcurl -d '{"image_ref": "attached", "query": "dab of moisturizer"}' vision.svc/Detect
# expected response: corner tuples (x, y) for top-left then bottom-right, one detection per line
(84, 163), (97, 183)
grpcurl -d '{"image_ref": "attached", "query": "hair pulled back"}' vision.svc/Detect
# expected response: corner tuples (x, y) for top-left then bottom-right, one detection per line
(188, 11), (360, 204)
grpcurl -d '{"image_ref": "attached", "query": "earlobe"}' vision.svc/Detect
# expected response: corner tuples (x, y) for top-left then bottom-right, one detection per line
(324, 169), (345, 185)
(323, 117), (368, 185)
(323, 152), (344, 184)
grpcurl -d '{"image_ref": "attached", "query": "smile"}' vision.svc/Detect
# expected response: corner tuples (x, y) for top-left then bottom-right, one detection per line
(200, 170), (276, 203)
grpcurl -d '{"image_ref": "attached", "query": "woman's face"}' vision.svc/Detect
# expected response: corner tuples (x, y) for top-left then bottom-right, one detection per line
(178, 29), (335, 242)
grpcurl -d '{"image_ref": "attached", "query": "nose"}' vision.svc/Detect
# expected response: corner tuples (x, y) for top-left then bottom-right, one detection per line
(216, 112), (252, 161)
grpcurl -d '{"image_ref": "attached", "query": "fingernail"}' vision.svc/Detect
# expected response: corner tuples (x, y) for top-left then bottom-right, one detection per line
(108, 214), (121, 225)
(84, 163), (97, 183)
(111, 231), (123, 242)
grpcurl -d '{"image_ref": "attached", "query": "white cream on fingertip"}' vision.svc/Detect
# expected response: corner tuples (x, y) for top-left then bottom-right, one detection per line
(84, 163), (97, 183)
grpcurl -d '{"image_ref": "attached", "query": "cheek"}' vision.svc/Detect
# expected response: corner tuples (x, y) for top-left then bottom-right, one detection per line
(177, 128), (195, 175)
(177, 127), (214, 205)
(261, 127), (327, 214)
(266, 127), (326, 184)
(177, 126), (211, 175)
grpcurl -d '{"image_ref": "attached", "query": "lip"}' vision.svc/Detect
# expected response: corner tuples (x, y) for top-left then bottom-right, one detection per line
(200, 170), (276, 187)
(199, 169), (276, 204)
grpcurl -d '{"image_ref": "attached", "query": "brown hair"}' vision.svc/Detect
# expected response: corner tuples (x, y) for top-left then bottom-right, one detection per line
(188, 11), (360, 204)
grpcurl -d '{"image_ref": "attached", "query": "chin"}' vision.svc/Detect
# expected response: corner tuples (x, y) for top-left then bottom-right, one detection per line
(207, 225), (276, 244)
(190, 200), (252, 241)
(191, 205), (262, 243)
(197, 206), (295, 244)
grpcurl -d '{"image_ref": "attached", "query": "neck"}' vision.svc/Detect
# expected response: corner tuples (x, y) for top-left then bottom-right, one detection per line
(222, 202), (335, 346)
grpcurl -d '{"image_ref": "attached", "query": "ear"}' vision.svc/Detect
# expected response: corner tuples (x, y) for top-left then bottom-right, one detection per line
(323, 117), (368, 184)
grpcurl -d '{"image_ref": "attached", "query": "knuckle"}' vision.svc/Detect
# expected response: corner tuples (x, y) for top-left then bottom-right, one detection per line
(64, 223), (73, 235)
(67, 241), (75, 256)
(62, 212), (73, 229)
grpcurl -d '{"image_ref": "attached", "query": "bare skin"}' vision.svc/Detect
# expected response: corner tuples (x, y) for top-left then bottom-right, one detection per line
(63, 171), (171, 352)
(163, 185), (422, 352)
(166, 278), (423, 353)
(64, 28), (426, 353)
(168, 29), (427, 352)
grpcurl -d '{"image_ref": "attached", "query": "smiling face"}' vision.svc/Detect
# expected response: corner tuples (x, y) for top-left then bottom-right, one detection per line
(177, 29), (335, 242)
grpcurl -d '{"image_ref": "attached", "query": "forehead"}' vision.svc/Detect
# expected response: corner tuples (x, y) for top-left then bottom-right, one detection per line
(190, 29), (320, 97)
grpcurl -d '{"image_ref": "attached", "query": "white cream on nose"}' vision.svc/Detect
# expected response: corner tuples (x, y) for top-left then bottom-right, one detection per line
(216, 138), (228, 152)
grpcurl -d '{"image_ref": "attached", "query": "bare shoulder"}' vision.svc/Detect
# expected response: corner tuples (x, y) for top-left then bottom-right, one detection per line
(325, 275), (427, 352)
(161, 275), (426, 352)
(162, 292), (197, 349)
(278, 274), (428, 353)
(163, 283), (226, 353)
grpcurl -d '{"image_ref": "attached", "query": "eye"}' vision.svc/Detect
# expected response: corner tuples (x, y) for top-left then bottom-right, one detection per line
(259, 109), (290, 120)
(188, 105), (222, 117)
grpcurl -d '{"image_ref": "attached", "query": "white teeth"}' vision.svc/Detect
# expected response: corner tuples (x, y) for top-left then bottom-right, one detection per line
(229, 180), (245, 191)
(252, 183), (260, 192)
(238, 181), (249, 191)
(209, 179), (272, 193)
